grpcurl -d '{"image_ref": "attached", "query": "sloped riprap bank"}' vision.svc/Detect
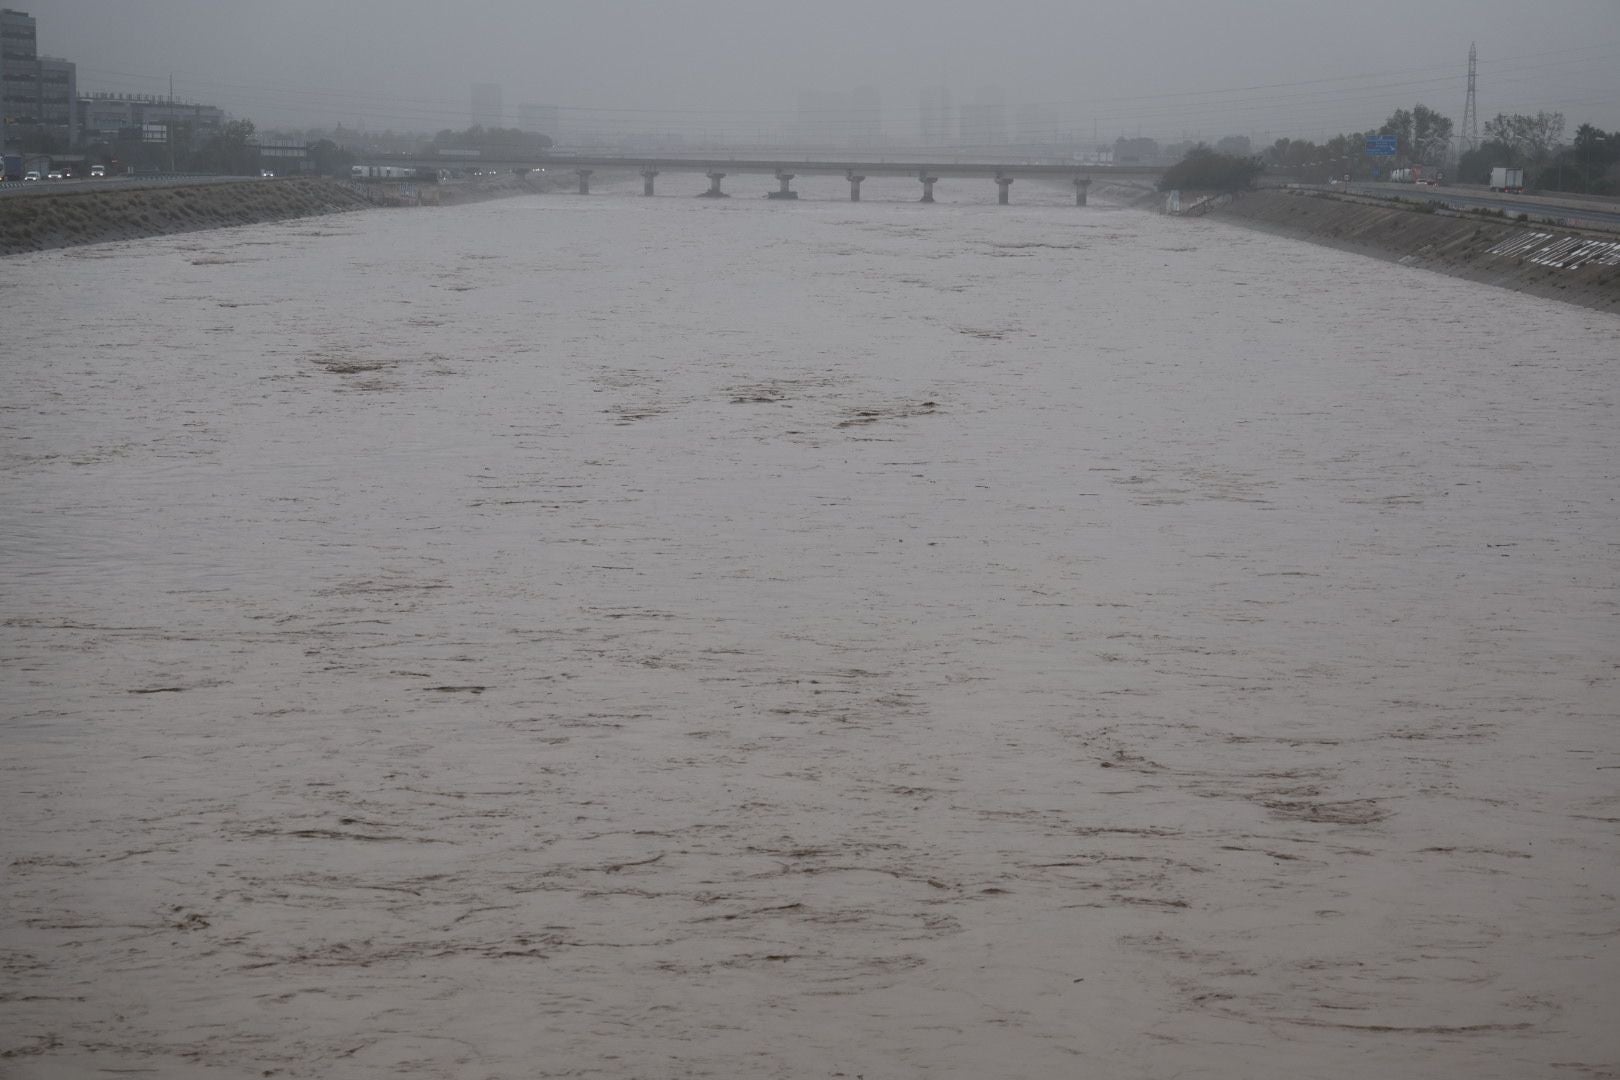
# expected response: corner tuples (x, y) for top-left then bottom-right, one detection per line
(0, 178), (383, 256)
(1206, 188), (1620, 312)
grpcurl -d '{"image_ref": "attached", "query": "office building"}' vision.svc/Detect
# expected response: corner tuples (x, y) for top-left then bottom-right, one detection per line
(78, 92), (225, 144)
(2, 8), (77, 149)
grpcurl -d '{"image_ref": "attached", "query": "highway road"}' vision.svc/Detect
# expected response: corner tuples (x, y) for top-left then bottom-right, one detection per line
(1336, 182), (1620, 231)
(0, 174), (275, 200)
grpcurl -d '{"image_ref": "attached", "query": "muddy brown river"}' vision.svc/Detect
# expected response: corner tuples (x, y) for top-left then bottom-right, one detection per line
(3, 177), (1618, 1078)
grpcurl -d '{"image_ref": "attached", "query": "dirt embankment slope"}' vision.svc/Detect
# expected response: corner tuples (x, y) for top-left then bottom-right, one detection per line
(0, 178), (384, 256)
(1207, 188), (1620, 312)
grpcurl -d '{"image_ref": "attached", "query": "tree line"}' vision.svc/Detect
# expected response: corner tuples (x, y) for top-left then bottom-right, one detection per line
(72, 123), (553, 178)
(1462, 116), (1614, 194)
(1264, 105), (1615, 194)
(77, 119), (290, 176)
(1164, 103), (1616, 196)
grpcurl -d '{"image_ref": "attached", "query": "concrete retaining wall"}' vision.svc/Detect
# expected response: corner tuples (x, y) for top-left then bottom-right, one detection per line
(1205, 189), (1620, 313)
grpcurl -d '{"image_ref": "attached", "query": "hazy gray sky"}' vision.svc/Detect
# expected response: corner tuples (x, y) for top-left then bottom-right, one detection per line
(31, 0), (1620, 143)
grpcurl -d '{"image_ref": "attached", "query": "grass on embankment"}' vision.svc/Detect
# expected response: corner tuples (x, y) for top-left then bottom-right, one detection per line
(0, 179), (380, 256)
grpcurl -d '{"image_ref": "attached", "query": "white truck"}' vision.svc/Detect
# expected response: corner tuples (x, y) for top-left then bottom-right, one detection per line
(1489, 167), (1525, 194)
(1389, 166), (1442, 185)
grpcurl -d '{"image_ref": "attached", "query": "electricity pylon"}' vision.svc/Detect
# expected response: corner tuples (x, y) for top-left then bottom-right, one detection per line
(1461, 43), (1479, 157)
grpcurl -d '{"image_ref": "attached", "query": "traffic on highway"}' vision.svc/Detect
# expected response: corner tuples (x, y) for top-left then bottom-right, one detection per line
(1307, 180), (1620, 232)
(0, 173), (286, 199)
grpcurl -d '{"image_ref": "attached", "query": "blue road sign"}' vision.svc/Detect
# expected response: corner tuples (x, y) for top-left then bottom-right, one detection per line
(1366, 136), (1399, 156)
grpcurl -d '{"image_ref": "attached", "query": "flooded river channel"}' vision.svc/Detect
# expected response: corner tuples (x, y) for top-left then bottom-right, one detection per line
(3, 177), (1618, 1078)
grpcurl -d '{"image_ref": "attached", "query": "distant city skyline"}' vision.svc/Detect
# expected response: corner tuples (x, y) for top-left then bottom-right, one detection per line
(16, 0), (1620, 145)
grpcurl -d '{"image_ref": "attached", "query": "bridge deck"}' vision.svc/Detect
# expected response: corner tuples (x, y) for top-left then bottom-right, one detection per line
(382, 153), (1164, 179)
(539, 156), (1161, 178)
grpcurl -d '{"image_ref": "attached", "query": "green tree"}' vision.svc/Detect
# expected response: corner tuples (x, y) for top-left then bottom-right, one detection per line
(1410, 105), (1453, 165)
(1457, 138), (1517, 183)
(112, 132), (168, 174)
(167, 119), (196, 171)
(308, 138), (354, 177)
(1380, 108), (1413, 157)
(1157, 145), (1264, 192)
(194, 120), (257, 175)
(1538, 124), (1617, 194)
(1482, 111), (1565, 163)
(1380, 104), (1453, 166)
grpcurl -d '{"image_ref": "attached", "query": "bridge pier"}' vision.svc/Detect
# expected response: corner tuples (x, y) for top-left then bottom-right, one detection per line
(919, 174), (938, 203)
(642, 170), (658, 196)
(576, 169), (594, 195)
(1073, 177), (1090, 206)
(768, 171), (798, 200)
(996, 173), (1014, 205)
(700, 171), (728, 198)
(847, 172), (866, 201)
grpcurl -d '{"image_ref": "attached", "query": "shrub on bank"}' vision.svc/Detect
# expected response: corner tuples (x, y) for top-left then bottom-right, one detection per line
(1157, 146), (1265, 193)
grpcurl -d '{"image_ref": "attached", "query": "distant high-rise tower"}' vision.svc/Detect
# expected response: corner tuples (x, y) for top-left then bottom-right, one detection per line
(919, 85), (952, 147)
(1, 8), (78, 148)
(1461, 43), (1479, 156)
(471, 82), (503, 129)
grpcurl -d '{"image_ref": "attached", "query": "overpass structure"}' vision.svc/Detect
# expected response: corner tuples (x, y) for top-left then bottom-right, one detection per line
(375, 152), (1168, 205)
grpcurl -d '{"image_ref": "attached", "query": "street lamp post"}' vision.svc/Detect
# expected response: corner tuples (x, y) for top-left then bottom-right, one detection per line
(1588, 133), (1606, 194)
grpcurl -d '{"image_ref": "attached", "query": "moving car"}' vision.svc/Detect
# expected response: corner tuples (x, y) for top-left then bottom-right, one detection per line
(23, 170), (41, 181)
(260, 169), (276, 178)
(90, 165), (105, 178)
(47, 170), (64, 180)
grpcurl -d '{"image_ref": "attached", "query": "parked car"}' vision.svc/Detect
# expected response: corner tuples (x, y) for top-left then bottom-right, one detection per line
(23, 170), (41, 181)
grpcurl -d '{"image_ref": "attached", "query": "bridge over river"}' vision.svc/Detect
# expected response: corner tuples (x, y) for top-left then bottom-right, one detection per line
(372, 152), (1168, 205)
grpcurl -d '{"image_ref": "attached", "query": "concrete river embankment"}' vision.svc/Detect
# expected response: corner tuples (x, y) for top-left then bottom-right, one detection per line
(1204, 188), (1620, 312)
(0, 178), (379, 255)
(0, 175), (556, 256)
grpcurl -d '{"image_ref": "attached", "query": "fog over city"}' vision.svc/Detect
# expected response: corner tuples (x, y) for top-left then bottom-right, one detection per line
(31, 0), (1620, 143)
